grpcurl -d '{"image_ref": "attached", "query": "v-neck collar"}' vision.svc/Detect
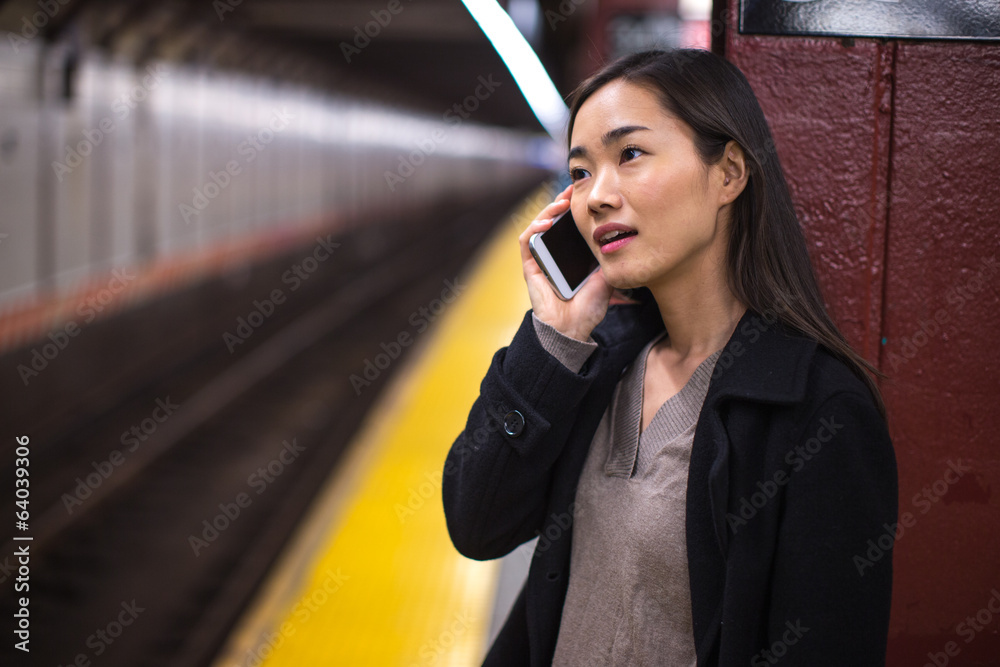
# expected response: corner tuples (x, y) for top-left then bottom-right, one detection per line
(604, 333), (722, 479)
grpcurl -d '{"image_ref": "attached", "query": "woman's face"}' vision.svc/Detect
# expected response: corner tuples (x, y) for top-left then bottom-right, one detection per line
(568, 79), (732, 292)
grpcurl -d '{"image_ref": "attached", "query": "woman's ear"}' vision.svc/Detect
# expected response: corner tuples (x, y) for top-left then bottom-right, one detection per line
(719, 140), (749, 205)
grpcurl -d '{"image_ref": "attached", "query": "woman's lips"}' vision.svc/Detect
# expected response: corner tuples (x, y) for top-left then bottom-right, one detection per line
(599, 234), (636, 254)
(593, 223), (637, 255)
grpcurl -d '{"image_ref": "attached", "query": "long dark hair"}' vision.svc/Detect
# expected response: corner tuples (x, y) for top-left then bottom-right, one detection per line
(566, 49), (888, 420)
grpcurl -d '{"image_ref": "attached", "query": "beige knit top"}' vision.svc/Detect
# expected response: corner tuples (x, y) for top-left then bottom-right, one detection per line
(532, 314), (721, 666)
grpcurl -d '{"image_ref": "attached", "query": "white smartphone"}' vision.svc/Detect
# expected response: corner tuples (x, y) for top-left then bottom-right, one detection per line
(528, 208), (599, 300)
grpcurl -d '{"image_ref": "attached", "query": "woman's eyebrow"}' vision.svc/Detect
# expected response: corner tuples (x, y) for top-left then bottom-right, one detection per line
(603, 125), (649, 145)
(568, 125), (650, 162)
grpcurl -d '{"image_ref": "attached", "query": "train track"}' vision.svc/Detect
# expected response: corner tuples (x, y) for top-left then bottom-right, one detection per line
(0, 185), (534, 667)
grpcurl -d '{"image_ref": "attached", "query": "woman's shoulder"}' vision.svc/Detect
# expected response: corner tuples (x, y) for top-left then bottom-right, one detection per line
(797, 340), (887, 433)
(719, 310), (885, 425)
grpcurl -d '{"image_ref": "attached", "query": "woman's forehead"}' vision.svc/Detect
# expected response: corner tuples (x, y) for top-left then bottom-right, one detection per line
(578, 81), (660, 121)
(570, 81), (681, 150)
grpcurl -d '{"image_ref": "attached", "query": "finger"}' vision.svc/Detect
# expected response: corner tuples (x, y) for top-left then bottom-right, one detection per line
(529, 195), (571, 228)
(518, 198), (567, 245)
(529, 184), (572, 220)
(519, 218), (554, 268)
(518, 216), (553, 248)
(518, 193), (572, 267)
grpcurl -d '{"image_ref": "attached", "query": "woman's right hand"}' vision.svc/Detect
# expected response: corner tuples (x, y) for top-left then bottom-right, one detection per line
(518, 185), (614, 342)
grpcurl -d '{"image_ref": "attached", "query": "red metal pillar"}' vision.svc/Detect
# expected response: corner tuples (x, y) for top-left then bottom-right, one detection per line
(720, 2), (1000, 663)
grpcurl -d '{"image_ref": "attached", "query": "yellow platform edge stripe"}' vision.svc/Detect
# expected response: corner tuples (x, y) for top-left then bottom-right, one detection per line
(211, 184), (554, 667)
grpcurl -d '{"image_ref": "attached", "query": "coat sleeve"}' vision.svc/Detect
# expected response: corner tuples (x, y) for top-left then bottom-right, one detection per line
(442, 310), (601, 561)
(763, 389), (898, 666)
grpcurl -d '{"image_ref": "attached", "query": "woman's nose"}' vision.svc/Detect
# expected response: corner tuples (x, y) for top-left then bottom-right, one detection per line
(587, 169), (622, 214)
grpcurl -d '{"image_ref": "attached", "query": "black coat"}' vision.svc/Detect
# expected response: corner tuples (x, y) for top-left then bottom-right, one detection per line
(442, 291), (897, 666)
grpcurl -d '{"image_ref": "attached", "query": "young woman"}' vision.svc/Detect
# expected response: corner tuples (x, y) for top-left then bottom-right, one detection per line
(443, 49), (897, 666)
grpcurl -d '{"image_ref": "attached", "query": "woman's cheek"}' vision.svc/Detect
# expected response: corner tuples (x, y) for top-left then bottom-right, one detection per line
(570, 197), (585, 223)
(625, 174), (664, 211)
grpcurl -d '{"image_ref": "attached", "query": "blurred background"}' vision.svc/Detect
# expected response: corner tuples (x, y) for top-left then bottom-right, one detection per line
(0, 0), (996, 665)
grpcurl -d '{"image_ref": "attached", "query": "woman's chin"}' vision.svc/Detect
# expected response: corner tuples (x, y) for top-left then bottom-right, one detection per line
(602, 269), (645, 291)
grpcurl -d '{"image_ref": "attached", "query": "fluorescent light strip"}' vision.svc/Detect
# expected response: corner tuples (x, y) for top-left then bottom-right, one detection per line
(460, 0), (569, 142)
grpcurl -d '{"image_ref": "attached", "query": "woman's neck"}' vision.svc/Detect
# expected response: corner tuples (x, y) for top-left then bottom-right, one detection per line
(647, 267), (747, 362)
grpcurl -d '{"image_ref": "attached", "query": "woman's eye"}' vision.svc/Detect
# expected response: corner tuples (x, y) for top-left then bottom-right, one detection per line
(569, 167), (588, 181)
(620, 145), (643, 163)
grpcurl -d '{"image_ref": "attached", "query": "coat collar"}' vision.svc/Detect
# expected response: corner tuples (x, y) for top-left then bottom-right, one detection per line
(591, 289), (818, 409)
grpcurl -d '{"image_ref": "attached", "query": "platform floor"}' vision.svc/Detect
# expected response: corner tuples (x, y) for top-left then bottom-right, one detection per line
(211, 188), (549, 666)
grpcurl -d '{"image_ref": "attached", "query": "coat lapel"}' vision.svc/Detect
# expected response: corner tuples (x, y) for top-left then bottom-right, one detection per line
(687, 307), (818, 661)
(699, 308), (819, 552)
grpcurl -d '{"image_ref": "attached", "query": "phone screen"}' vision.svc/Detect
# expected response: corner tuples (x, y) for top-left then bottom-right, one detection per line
(541, 211), (599, 290)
